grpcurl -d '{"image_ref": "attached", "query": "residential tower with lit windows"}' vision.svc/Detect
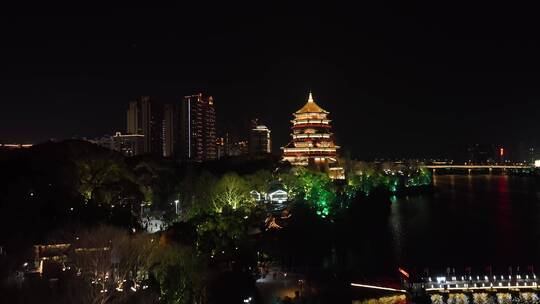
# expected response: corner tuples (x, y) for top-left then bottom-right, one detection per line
(180, 93), (217, 162)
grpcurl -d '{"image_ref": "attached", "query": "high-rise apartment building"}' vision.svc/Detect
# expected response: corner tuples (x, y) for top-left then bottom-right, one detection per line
(180, 93), (217, 162)
(249, 124), (271, 155)
(162, 104), (180, 157)
(126, 96), (162, 155)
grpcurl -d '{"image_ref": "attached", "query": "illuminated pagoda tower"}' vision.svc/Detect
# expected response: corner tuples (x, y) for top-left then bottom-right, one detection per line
(282, 92), (341, 172)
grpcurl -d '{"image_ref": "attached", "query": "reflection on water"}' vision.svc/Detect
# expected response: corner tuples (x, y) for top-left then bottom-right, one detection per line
(429, 292), (539, 304)
(357, 292), (540, 304)
(352, 295), (407, 304)
(387, 175), (540, 268)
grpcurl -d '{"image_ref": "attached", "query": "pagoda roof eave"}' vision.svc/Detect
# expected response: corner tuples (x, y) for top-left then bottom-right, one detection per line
(295, 99), (328, 114)
(294, 109), (329, 114)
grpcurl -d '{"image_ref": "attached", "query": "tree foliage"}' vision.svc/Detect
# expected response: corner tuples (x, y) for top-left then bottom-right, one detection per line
(74, 155), (139, 205)
(70, 225), (159, 296)
(212, 173), (253, 212)
(152, 244), (207, 304)
(245, 170), (274, 194)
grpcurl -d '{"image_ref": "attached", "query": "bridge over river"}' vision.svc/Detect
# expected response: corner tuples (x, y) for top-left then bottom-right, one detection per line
(351, 273), (540, 296)
(425, 164), (533, 174)
(417, 274), (539, 293)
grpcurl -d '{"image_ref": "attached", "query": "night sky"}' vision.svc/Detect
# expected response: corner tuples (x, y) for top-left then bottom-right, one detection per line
(2, 2), (540, 159)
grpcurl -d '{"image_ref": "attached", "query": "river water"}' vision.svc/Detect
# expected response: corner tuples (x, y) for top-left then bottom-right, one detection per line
(262, 175), (540, 302)
(383, 174), (540, 273)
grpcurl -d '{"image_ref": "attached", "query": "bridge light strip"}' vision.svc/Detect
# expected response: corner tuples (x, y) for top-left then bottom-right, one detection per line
(425, 285), (538, 292)
(350, 283), (407, 293)
(426, 165), (530, 169)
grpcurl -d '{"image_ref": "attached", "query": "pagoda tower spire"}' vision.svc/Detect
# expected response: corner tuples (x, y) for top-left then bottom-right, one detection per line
(281, 93), (339, 167)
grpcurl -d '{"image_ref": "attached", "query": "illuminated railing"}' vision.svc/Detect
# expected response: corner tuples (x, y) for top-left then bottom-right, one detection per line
(292, 134), (331, 139)
(422, 274), (539, 293)
(283, 147), (338, 153)
(425, 282), (539, 292)
(292, 124), (331, 129)
(426, 165), (532, 169)
(283, 153), (338, 159)
(295, 113), (328, 120)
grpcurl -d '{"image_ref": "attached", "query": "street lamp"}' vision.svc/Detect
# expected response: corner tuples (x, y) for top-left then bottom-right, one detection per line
(174, 199), (179, 215)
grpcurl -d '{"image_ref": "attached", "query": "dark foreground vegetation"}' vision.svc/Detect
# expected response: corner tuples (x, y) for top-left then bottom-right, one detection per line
(0, 140), (431, 303)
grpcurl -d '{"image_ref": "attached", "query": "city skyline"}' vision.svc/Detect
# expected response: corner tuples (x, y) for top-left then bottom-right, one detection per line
(3, 3), (540, 159)
(3, 90), (539, 162)
(4, 4), (540, 303)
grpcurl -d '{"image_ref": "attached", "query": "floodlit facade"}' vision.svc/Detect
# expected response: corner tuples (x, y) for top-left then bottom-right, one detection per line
(249, 125), (271, 155)
(282, 92), (339, 168)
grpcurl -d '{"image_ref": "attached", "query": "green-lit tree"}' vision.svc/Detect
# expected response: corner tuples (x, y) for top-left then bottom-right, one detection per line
(131, 158), (182, 209)
(71, 150), (151, 210)
(405, 166), (432, 187)
(298, 170), (337, 218)
(74, 155), (127, 203)
(195, 207), (251, 255)
(245, 170), (274, 196)
(212, 173), (253, 212)
(183, 171), (218, 218)
(278, 167), (306, 200)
